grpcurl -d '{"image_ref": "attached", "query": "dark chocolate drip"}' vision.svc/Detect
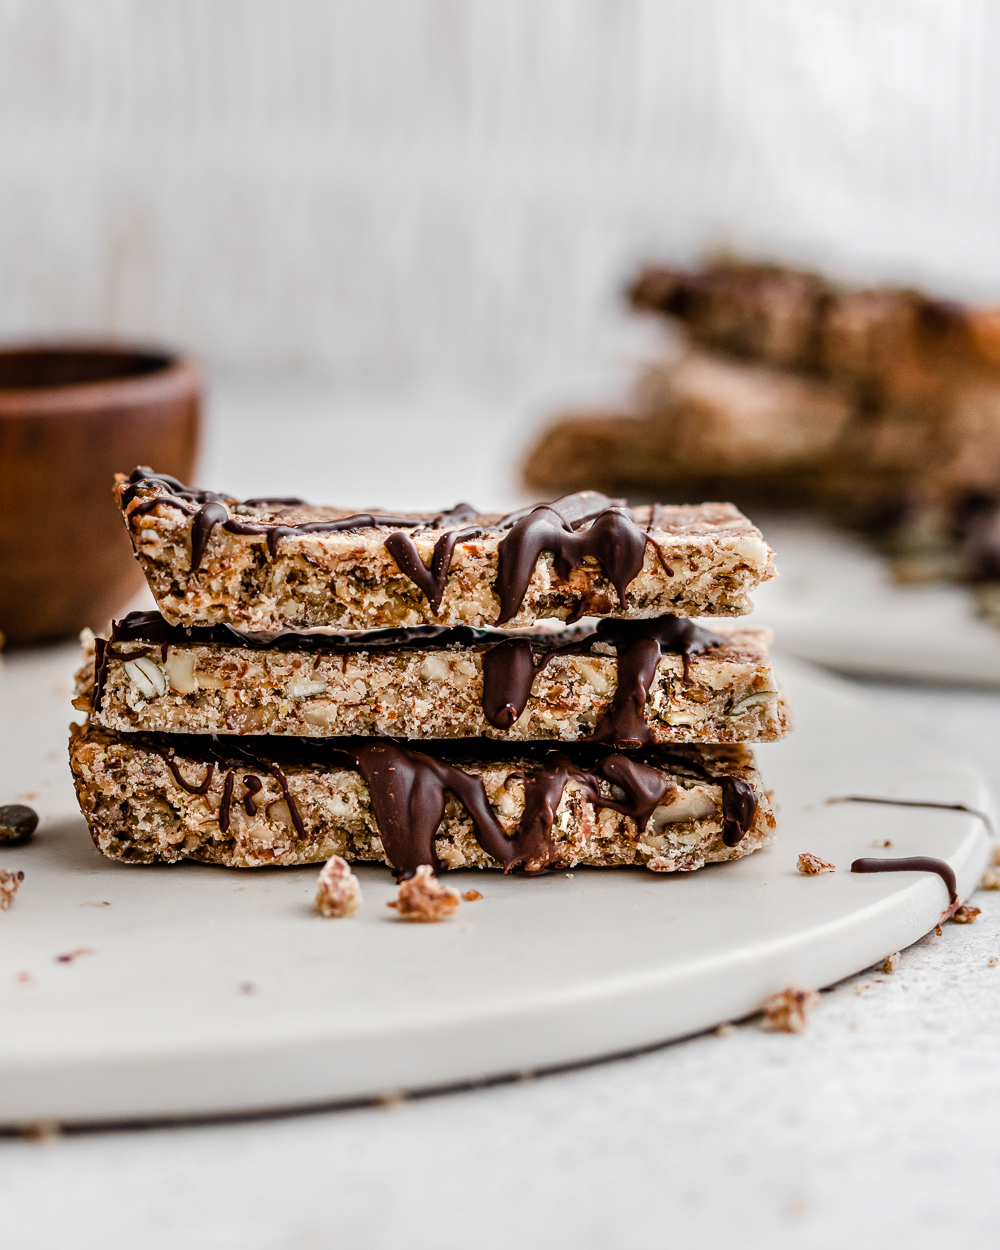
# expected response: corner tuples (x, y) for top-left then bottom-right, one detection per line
(828, 795), (995, 837)
(481, 639), (538, 730)
(720, 776), (758, 846)
(242, 774), (263, 816)
(851, 856), (958, 907)
(92, 637), (109, 711)
(495, 505), (648, 624)
(383, 527), (486, 613)
(190, 501), (230, 571)
(163, 757), (215, 796)
(219, 771), (236, 833)
(270, 767), (306, 836)
(478, 615), (726, 744)
(109, 610), (516, 654)
(494, 491), (624, 532)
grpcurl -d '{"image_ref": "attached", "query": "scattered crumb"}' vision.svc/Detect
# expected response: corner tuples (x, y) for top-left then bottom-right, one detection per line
(17, 792), (37, 802)
(16, 971), (32, 984)
(315, 855), (363, 918)
(848, 1021), (857, 1031)
(874, 839), (893, 848)
(879, 952), (900, 974)
(797, 852), (835, 876)
(81, 901), (111, 908)
(715, 1022), (736, 1037)
(952, 904), (981, 925)
(762, 987), (820, 1033)
(463, 889), (483, 902)
(387, 865), (460, 923)
(981, 867), (1000, 890)
(787, 1201), (809, 1220)
(20, 1120), (61, 1143)
(55, 947), (94, 964)
(988, 956), (998, 967)
(0, 869), (25, 910)
(565, 873), (574, 878)
(239, 981), (256, 994)
(854, 983), (870, 996)
(934, 925), (943, 937)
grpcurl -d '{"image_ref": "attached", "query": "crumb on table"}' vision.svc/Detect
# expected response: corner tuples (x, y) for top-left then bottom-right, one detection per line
(315, 855), (363, 918)
(0, 869), (24, 911)
(762, 986), (819, 1033)
(797, 852), (835, 876)
(388, 866), (460, 923)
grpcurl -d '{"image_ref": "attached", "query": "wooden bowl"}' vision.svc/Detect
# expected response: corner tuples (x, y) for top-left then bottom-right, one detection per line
(0, 344), (200, 646)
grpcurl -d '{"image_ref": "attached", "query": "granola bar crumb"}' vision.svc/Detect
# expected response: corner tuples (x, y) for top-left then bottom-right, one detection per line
(315, 855), (363, 918)
(387, 865), (460, 923)
(879, 952), (900, 973)
(762, 986), (819, 1033)
(988, 956), (998, 967)
(0, 869), (24, 911)
(982, 867), (1000, 890)
(797, 852), (835, 875)
(934, 925), (944, 936)
(715, 1022), (736, 1037)
(463, 889), (483, 902)
(952, 904), (981, 924)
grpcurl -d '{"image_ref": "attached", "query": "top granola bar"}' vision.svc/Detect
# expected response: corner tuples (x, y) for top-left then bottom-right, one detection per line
(116, 469), (776, 632)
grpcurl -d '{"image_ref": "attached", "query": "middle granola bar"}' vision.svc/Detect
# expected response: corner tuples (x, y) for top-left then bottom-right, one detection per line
(79, 611), (789, 745)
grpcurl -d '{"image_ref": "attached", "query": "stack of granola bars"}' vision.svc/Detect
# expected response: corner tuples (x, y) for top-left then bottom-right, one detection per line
(70, 469), (788, 890)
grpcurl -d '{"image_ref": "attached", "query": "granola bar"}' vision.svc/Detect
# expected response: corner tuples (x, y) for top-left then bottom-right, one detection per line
(78, 612), (789, 745)
(115, 469), (776, 632)
(69, 723), (775, 875)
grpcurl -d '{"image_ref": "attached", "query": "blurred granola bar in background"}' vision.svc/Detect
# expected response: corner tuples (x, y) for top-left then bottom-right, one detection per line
(522, 256), (1000, 622)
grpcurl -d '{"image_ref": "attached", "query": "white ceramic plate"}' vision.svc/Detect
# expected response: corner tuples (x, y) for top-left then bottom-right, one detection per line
(752, 517), (1000, 685)
(0, 649), (991, 1126)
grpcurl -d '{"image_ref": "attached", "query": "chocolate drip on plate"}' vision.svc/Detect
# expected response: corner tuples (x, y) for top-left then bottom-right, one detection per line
(827, 795), (995, 837)
(851, 856), (958, 907)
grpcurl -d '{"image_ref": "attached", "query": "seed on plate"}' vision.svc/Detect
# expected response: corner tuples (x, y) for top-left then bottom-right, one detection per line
(0, 804), (38, 845)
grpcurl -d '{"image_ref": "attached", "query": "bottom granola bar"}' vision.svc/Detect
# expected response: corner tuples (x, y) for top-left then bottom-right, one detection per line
(69, 724), (775, 876)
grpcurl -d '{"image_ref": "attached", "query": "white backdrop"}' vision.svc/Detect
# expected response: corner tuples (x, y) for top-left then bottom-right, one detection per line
(2, 0), (1000, 399)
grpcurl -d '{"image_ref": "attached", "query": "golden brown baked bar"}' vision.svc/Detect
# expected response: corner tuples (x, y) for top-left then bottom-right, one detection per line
(78, 612), (789, 746)
(115, 470), (776, 631)
(69, 723), (775, 875)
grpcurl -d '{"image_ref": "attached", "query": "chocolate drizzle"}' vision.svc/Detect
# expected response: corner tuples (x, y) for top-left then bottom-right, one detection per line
(123, 470), (677, 625)
(495, 505), (648, 624)
(851, 856), (959, 907)
(828, 795), (995, 837)
(479, 616), (726, 744)
(138, 733), (756, 879)
(104, 610), (729, 748)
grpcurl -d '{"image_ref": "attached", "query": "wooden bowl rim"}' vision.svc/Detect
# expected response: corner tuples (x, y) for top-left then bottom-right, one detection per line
(0, 341), (201, 416)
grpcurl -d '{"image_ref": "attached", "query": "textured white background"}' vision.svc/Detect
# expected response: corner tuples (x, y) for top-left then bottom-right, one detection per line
(5, 8), (1000, 1246)
(3, 0), (1000, 403)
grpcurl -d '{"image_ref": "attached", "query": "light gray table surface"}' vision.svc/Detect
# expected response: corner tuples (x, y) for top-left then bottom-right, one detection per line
(3, 384), (999, 1249)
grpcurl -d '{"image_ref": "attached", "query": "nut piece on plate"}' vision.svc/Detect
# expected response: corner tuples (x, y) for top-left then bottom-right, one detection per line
(0, 868), (25, 910)
(796, 851), (835, 875)
(879, 952), (900, 973)
(0, 804), (39, 845)
(387, 865), (461, 923)
(952, 904), (981, 924)
(315, 855), (363, 918)
(762, 986), (820, 1033)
